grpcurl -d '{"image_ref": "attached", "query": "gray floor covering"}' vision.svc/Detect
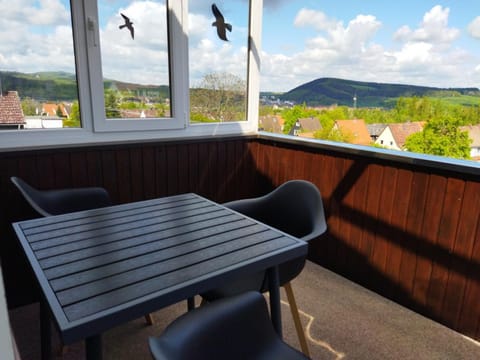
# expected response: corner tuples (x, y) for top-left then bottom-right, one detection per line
(9, 260), (480, 359)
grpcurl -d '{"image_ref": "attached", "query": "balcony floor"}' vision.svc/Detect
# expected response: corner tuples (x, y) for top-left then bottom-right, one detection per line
(9, 260), (480, 360)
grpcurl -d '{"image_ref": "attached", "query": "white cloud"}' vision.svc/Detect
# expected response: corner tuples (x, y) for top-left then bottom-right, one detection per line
(393, 5), (459, 43)
(0, 0), (73, 73)
(187, 2), (250, 86)
(26, 0), (70, 26)
(261, 10), (384, 90)
(468, 16), (480, 39)
(0, 0), (70, 27)
(294, 8), (339, 31)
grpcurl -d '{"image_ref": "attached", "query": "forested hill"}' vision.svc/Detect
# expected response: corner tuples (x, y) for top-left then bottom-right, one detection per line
(0, 71), (78, 101)
(0, 71), (169, 102)
(280, 77), (480, 108)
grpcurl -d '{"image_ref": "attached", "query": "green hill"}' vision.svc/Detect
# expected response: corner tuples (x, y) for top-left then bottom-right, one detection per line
(280, 78), (480, 108)
(0, 71), (170, 102)
(0, 71), (79, 101)
(103, 79), (170, 100)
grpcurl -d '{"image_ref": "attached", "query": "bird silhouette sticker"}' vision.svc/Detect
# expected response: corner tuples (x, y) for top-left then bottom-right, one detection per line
(119, 13), (134, 39)
(211, 4), (232, 41)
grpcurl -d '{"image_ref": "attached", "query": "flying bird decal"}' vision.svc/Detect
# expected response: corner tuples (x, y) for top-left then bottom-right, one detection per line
(211, 3), (232, 41)
(119, 13), (134, 39)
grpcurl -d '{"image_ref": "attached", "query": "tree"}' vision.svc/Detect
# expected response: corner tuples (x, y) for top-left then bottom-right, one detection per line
(104, 89), (121, 118)
(21, 97), (39, 116)
(63, 101), (80, 128)
(405, 115), (472, 159)
(190, 72), (246, 122)
(56, 105), (64, 117)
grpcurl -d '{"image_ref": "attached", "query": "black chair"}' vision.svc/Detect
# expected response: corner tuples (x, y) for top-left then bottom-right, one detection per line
(10, 176), (156, 326)
(149, 291), (309, 360)
(10, 176), (112, 217)
(201, 180), (327, 357)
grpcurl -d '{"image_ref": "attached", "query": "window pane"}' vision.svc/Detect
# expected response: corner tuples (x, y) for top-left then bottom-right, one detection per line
(189, 1), (249, 123)
(0, 0), (80, 130)
(98, 0), (171, 120)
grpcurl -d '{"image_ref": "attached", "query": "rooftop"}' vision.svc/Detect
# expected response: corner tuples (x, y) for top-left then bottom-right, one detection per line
(0, 91), (25, 125)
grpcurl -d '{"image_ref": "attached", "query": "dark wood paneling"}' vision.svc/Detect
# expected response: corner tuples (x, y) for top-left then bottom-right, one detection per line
(1, 135), (480, 341)
(253, 138), (480, 341)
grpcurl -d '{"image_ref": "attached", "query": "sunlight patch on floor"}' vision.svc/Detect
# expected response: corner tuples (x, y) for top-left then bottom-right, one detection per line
(280, 299), (346, 359)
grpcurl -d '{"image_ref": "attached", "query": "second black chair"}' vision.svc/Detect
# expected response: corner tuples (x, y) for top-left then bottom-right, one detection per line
(201, 180), (327, 357)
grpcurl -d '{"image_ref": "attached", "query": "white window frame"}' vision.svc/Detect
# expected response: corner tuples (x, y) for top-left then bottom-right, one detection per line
(83, 0), (187, 132)
(0, 0), (262, 151)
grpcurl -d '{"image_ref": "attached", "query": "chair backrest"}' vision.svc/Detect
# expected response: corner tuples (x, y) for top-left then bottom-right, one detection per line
(10, 176), (111, 217)
(149, 291), (308, 360)
(224, 180), (327, 287)
(224, 180), (327, 242)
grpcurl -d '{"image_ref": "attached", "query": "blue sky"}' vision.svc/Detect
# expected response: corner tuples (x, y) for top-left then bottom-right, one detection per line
(0, 1), (479, 93)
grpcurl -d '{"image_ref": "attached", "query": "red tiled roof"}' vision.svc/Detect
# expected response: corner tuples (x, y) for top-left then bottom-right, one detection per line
(42, 103), (69, 117)
(388, 122), (425, 148)
(298, 117), (321, 132)
(0, 91), (25, 125)
(259, 115), (283, 133)
(335, 119), (372, 145)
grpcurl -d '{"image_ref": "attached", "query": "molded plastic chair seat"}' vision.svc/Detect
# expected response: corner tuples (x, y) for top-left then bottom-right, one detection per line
(149, 291), (309, 360)
(201, 180), (327, 357)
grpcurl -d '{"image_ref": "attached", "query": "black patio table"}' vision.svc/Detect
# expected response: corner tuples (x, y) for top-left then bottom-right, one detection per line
(12, 193), (308, 360)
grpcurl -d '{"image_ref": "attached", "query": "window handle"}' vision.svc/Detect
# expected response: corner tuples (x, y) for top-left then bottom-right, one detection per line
(87, 17), (99, 47)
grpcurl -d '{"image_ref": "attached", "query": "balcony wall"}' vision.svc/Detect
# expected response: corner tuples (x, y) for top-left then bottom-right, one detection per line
(0, 134), (479, 341)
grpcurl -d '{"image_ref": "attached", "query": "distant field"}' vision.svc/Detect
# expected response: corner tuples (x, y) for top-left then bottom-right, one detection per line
(439, 95), (480, 106)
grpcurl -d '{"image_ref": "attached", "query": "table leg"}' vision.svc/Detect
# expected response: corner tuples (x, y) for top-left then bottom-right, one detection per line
(267, 266), (282, 338)
(85, 335), (103, 360)
(40, 300), (52, 360)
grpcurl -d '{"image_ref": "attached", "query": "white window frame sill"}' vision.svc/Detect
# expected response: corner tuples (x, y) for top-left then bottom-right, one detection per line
(0, 121), (258, 152)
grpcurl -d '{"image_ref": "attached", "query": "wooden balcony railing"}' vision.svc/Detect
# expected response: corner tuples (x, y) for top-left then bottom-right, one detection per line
(1, 133), (479, 341)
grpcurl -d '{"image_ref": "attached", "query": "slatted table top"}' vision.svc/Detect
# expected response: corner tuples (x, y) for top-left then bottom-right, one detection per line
(13, 193), (307, 344)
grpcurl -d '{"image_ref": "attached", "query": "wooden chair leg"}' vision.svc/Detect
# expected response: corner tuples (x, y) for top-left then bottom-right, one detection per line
(145, 313), (154, 325)
(284, 282), (310, 358)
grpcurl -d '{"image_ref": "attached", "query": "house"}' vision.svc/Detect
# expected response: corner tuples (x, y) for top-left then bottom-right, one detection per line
(376, 122), (424, 150)
(0, 91), (25, 129)
(259, 115), (284, 134)
(287, 117), (322, 138)
(41, 103), (69, 117)
(333, 119), (372, 145)
(460, 124), (480, 160)
(120, 109), (160, 118)
(366, 123), (387, 141)
(297, 117), (322, 138)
